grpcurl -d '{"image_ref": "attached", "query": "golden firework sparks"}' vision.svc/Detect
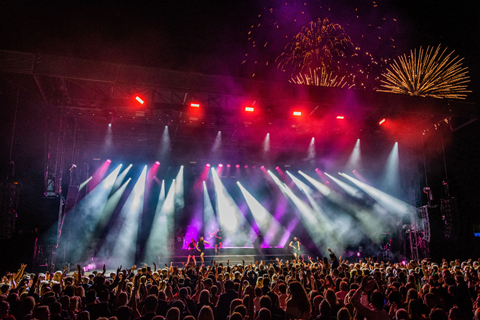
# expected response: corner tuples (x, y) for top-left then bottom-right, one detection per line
(276, 18), (353, 74)
(379, 45), (470, 99)
(290, 67), (355, 88)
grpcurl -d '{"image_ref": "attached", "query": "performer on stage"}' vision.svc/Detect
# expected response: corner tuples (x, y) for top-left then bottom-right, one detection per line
(289, 237), (303, 261)
(196, 237), (209, 265)
(186, 238), (197, 265)
(211, 228), (223, 254)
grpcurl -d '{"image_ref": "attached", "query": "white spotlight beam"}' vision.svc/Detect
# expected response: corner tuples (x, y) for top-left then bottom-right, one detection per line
(110, 166), (147, 266)
(66, 165), (122, 259)
(102, 164), (123, 190)
(286, 171), (346, 249)
(211, 168), (249, 243)
(79, 176), (92, 191)
(269, 171), (316, 225)
(324, 172), (360, 198)
(298, 171), (331, 196)
(384, 142), (400, 191)
(95, 178), (132, 234)
(286, 171), (313, 193)
(211, 168), (239, 232)
(340, 172), (414, 216)
(237, 182), (281, 247)
(75, 164), (122, 221)
(145, 179), (176, 264)
(345, 139), (361, 170)
(175, 166), (184, 210)
(268, 170), (335, 249)
(203, 181), (218, 236)
(211, 131), (222, 154)
(267, 170), (289, 195)
(307, 137), (315, 161)
(263, 133), (270, 152)
(287, 172), (329, 226)
(298, 171), (394, 245)
(113, 164), (132, 191)
(152, 179), (167, 234)
(156, 179), (166, 213)
(159, 126), (171, 160)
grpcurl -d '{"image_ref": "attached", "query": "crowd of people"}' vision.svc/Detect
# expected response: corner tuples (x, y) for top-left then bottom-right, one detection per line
(1, 251), (480, 320)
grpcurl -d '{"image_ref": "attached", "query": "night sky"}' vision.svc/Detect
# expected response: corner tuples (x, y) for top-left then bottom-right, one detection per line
(1, 0), (480, 259)
(1, 0), (478, 86)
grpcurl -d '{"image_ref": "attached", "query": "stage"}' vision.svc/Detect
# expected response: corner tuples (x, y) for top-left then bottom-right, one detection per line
(0, 50), (475, 272)
(70, 246), (395, 271)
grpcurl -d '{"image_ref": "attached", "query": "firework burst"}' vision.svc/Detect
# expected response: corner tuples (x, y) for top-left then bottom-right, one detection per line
(242, 0), (402, 89)
(276, 18), (353, 74)
(379, 45), (470, 99)
(290, 67), (355, 88)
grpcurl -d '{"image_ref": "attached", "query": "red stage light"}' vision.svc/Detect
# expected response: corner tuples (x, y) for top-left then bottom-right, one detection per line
(190, 103), (200, 108)
(244, 165), (248, 168)
(206, 163), (211, 167)
(218, 164), (223, 167)
(227, 164), (231, 168)
(276, 166), (280, 170)
(336, 115), (345, 119)
(155, 161), (160, 165)
(135, 96), (145, 105)
(245, 106), (254, 112)
(352, 169), (356, 172)
(261, 166), (265, 169)
(379, 118), (386, 125)
(107, 159), (111, 163)
(236, 164), (240, 168)
(293, 111), (302, 116)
